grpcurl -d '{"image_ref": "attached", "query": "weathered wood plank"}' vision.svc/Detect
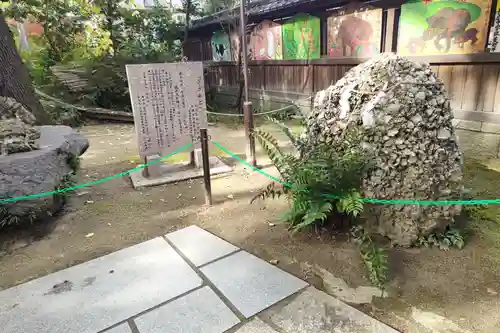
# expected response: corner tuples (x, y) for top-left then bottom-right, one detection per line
(449, 65), (467, 111)
(461, 64), (483, 111)
(477, 64), (500, 112)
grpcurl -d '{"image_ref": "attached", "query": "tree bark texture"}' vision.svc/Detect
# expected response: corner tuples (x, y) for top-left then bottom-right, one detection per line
(0, 11), (50, 124)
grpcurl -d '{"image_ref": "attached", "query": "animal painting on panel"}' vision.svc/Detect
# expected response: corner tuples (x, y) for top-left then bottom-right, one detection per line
(398, 0), (492, 55)
(249, 20), (283, 60)
(211, 31), (232, 61)
(327, 7), (382, 57)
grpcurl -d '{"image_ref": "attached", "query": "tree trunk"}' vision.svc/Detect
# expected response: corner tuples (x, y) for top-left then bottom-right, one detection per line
(0, 11), (50, 124)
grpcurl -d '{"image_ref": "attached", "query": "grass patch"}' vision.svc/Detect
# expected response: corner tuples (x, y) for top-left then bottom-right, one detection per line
(464, 159), (500, 271)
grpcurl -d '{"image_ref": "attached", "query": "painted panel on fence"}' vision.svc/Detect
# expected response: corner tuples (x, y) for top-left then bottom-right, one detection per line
(250, 20), (283, 60)
(211, 32), (232, 61)
(398, 0), (492, 55)
(229, 30), (241, 61)
(487, 1), (500, 51)
(282, 14), (320, 59)
(126, 62), (208, 157)
(327, 8), (382, 57)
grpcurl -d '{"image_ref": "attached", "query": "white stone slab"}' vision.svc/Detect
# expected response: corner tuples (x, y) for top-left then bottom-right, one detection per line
(233, 318), (279, 333)
(103, 323), (133, 333)
(134, 286), (240, 333)
(0, 237), (202, 333)
(266, 287), (399, 333)
(166, 225), (239, 266)
(129, 156), (232, 189)
(200, 251), (308, 318)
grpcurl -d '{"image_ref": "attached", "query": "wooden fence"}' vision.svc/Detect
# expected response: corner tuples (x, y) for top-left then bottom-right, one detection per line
(204, 53), (500, 124)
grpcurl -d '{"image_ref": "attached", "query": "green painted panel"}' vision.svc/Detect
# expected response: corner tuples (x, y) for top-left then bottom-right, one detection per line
(282, 14), (321, 60)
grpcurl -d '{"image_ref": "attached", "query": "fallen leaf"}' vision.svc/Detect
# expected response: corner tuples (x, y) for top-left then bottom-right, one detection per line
(85, 233), (95, 238)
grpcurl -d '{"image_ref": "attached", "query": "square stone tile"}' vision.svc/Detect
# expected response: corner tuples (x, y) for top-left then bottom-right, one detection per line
(265, 287), (399, 333)
(103, 323), (132, 333)
(134, 286), (240, 333)
(166, 225), (239, 266)
(200, 251), (308, 318)
(0, 237), (202, 333)
(233, 318), (279, 333)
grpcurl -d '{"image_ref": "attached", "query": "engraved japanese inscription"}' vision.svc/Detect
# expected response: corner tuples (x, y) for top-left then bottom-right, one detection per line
(126, 62), (208, 157)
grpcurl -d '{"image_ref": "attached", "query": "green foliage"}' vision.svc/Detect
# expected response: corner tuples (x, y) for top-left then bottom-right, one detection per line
(252, 122), (367, 232)
(415, 225), (465, 250)
(351, 225), (389, 291)
(54, 174), (77, 202)
(66, 153), (81, 173)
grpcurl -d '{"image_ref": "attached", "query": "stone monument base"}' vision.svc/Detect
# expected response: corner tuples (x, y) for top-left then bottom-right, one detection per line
(129, 150), (232, 189)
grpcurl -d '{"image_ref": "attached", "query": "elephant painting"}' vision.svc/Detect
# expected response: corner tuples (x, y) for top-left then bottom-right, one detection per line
(399, 0), (491, 55)
(407, 8), (476, 53)
(327, 9), (382, 57)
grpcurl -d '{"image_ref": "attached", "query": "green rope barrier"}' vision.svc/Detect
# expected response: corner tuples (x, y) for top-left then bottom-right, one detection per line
(1, 140), (499, 206)
(210, 141), (499, 206)
(0, 144), (193, 204)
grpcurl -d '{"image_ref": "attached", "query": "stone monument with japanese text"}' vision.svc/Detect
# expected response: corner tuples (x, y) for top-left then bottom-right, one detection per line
(126, 62), (231, 189)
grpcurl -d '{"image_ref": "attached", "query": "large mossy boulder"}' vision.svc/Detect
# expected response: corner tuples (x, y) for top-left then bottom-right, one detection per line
(0, 96), (89, 225)
(303, 54), (464, 246)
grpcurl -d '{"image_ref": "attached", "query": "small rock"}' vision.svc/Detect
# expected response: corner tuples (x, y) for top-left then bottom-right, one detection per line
(227, 194), (234, 199)
(160, 199), (165, 202)
(487, 287), (498, 295)
(192, 196), (196, 199)
(107, 223), (111, 226)
(269, 259), (279, 265)
(268, 223), (276, 227)
(85, 233), (95, 238)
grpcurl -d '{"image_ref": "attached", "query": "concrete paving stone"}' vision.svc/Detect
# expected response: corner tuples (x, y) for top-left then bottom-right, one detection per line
(0, 237), (202, 333)
(134, 286), (240, 333)
(233, 318), (279, 333)
(200, 251), (308, 318)
(166, 225), (239, 266)
(265, 286), (399, 333)
(456, 129), (500, 160)
(456, 120), (482, 131)
(481, 122), (500, 135)
(103, 323), (133, 333)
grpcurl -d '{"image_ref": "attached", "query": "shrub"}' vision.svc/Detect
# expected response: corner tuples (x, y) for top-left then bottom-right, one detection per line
(251, 118), (368, 232)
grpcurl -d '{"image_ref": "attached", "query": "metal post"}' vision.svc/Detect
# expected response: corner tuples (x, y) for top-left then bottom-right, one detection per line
(200, 128), (212, 205)
(143, 157), (149, 178)
(189, 150), (195, 167)
(244, 101), (256, 167)
(240, 0), (256, 167)
(239, 0), (250, 102)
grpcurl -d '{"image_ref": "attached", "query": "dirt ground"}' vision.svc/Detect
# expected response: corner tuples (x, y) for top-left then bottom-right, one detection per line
(1, 122), (500, 333)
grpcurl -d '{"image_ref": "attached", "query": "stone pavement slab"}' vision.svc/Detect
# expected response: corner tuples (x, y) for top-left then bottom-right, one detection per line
(264, 286), (399, 333)
(0, 237), (202, 333)
(103, 323), (133, 333)
(134, 286), (240, 333)
(200, 250), (308, 318)
(166, 225), (239, 266)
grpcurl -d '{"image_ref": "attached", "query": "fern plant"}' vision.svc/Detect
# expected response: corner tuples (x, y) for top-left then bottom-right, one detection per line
(252, 120), (367, 232)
